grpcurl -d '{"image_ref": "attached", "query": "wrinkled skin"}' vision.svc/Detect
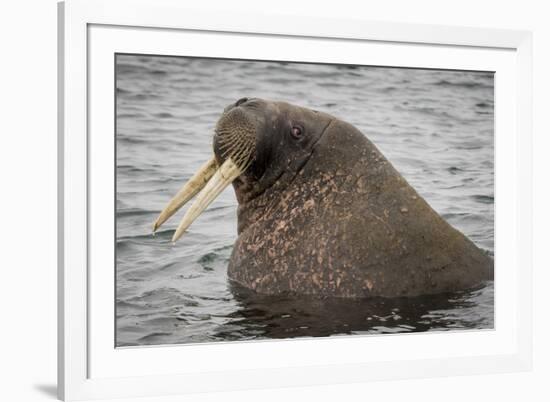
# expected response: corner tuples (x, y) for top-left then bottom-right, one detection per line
(214, 98), (493, 298)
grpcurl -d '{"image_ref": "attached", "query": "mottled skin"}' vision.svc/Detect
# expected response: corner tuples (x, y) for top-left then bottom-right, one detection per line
(214, 98), (493, 298)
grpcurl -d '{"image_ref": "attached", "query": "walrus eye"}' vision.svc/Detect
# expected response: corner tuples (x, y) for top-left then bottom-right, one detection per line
(291, 126), (303, 139)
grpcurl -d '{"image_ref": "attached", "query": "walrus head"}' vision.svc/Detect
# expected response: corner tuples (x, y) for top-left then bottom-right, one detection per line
(153, 97), (333, 241)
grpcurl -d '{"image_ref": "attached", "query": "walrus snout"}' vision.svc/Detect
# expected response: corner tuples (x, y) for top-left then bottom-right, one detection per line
(153, 98), (262, 242)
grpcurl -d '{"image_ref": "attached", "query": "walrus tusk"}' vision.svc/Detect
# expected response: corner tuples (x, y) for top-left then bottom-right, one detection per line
(153, 156), (218, 232)
(171, 157), (242, 242)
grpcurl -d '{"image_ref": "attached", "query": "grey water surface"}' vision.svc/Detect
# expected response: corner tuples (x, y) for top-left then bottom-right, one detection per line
(115, 54), (494, 347)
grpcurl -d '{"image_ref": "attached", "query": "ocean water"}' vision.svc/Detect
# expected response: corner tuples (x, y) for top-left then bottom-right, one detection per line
(115, 54), (494, 347)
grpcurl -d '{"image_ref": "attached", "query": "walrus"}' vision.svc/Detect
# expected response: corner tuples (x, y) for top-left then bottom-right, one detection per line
(153, 97), (493, 298)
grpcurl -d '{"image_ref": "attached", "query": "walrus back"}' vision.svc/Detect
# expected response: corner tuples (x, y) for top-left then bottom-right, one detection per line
(300, 119), (494, 297)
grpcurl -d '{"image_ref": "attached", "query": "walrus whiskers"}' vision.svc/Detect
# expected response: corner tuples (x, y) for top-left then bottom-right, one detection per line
(215, 110), (256, 170)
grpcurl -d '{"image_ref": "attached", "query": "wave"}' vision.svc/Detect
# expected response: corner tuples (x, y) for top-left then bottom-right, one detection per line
(447, 166), (464, 175)
(197, 245), (232, 263)
(116, 208), (157, 218)
(433, 79), (493, 89)
(116, 62), (151, 75)
(471, 194), (494, 204)
(137, 332), (172, 342)
(117, 112), (145, 119)
(153, 112), (174, 118)
(117, 228), (173, 243)
(117, 136), (150, 145)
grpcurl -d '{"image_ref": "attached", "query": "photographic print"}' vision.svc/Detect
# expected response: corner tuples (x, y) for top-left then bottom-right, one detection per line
(115, 54), (494, 347)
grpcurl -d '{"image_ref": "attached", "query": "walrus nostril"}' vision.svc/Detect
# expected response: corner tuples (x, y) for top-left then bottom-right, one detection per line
(235, 97), (249, 107)
(223, 97), (249, 114)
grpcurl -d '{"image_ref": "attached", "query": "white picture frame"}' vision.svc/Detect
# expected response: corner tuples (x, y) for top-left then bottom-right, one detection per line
(58, 0), (533, 400)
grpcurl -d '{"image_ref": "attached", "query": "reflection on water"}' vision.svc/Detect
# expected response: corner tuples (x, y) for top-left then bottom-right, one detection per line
(220, 281), (494, 341)
(115, 55), (494, 347)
